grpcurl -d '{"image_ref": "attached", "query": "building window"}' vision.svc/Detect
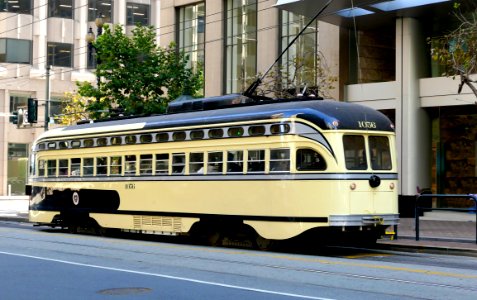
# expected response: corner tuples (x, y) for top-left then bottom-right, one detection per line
(50, 97), (66, 123)
(1, 0), (32, 14)
(281, 11), (318, 96)
(0, 39), (32, 64)
(48, 0), (73, 19)
(225, 0), (257, 94)
(178, 3), (205, 72)
(9, 95), (28, 124)
(7, 143), (28, 195)
(88, 0), (113, 23)
(47, 42), (73, 67)
(127, 2), (150, 25)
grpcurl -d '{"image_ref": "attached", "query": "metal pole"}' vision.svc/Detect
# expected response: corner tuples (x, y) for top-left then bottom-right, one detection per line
(44, 65), (50, 131)
(415, 195), (420, 241)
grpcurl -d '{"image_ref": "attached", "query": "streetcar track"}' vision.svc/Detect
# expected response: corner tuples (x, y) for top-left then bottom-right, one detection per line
(1, 224), (477, 296)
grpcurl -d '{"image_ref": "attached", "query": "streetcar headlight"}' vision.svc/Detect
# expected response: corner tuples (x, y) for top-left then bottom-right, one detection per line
(389, 182), (395, 190)
(350, 182), (356, 190)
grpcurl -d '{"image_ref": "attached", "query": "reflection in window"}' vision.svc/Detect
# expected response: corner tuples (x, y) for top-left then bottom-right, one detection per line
(225, 0), (257, 93)
(97, 137), (107, 146)
(58, 159), (68, 176)
(270, 149), (290, 172)
(71, 158), (81, 176)
(127, 2), (149, 25)
(0, 39), (32, 64)
(369, 136), (392, 170)
(48, 0), (73, 19)
(140, 154), (153, 175)
(88, 0), (113, 23)
(343, 135), (367, 170)
(172, 153), (186, 174)
(208, 152), (223, 174)
(228, 127), (244, 137)
(125, 135), (137, 144)
(47, 160), (57, 177)
(227, 150), (243, 173)
(190, 152), (204, 173)
(247, 150), (265, 173)
(0, 0), (32, 14)
(47, 42), (73, 67)
(156, 154), (169, 174)
(110, 156), (122, 175)
(296, 149), (326, 171)
(83, 158), (94, 176)
(96, 157), (108, 175)
(125, 155), (137, 175)
(271, 124), (290, 135)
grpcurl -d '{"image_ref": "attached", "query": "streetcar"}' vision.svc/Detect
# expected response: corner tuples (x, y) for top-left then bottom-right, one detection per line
(26, 93), (398, 248)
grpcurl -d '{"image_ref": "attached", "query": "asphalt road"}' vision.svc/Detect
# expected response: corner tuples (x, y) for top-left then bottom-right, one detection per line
(1, 221), (477, 300)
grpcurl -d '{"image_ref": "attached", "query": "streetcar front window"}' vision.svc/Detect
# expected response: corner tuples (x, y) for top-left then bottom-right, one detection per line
(71, 158), (81, 176)
(96, 157), (108, 176)
(58, 159), (68, 176)
(208, 152), (223, 174)
(140, 154), (153, 175)
(110, 156), (122, 175)
(227, 151), (244, 173)
(369, 136), (392, 170)
(190, 152), (204, 173)
(343, 135), (367, 170)
(47, 160), (57, 177)
(38, 160), (45, 177)
(125, 155), (137, 175)
(156, 154), (169, 174)
(172, 153), (185, 174)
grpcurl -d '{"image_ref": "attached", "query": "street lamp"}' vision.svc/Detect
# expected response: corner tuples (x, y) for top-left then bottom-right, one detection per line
(86, 14), (104, 86)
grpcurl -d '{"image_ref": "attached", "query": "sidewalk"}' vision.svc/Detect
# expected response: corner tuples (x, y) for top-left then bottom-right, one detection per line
(1, 197), (476, 255)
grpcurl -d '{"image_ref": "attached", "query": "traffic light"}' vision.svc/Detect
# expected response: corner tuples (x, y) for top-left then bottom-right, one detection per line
(27, 98), (38, 123)
(10, 110), (18, 125)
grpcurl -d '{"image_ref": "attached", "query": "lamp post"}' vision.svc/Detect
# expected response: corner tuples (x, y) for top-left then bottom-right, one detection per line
(86, 14), (104, 87)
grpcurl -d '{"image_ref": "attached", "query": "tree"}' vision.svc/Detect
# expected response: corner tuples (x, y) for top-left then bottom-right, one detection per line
(55, 93), (94, 126)
(430, 2), (477, 98)
(77, 24), (203, 120)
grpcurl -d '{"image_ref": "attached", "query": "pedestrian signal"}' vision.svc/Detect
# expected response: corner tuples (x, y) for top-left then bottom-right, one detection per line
(27, 98), (38, 123)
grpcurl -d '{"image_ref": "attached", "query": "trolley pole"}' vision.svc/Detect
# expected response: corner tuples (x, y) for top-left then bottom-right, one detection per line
(44, 65), (50, 131)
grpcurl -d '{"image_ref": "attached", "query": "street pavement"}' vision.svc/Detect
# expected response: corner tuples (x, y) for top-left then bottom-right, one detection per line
(1, 197), (476, 254)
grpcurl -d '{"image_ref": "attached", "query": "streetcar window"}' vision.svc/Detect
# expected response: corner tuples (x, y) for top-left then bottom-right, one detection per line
(208, 152), (223, 174)
(84, 139), (94, 147)
(208, 129), (224, 139)
(249, 125), (266, 136)
(270, 149), (290, 172)
(125, 135), (137, 145)
(58, 159), (68, 176)
(296, 149), (327, 171)
(140, 134), (153, 143)
(173, 132), (186, 141)
(38, 160), (45, 177)
(47, 160), (57, 177)
(83, 158), (94, 176)
(270, 124), (290, 135)
(48, 142), (56, 149)
(125, 155), (137, 175)
(156, 154), (169, 174)
(190, 152), (204, 174)
(38, 143), (46, 150)
(97, 138), (107, 147)
(71, 140), (81, 148)
(190, 130), (204, 140)
(110, 156), (122, 175)
(343, 135), (367, 170)
(140, 154), (153, 175)
(70, 158), (81, 176)
(228, 127), (244, 137)
(369, 136), (392, 170)
(111, 136), (122, 145)
(156, 133), (169, 142)
(247, 150), (265, 173)
(96, 157), (108, 176)
(227, 151), (244, 173)
(58, 141), (68, 149)
(172, 153), (185, 174)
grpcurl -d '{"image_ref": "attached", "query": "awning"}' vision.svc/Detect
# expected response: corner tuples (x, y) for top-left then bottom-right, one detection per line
(274, 0), (454, 29)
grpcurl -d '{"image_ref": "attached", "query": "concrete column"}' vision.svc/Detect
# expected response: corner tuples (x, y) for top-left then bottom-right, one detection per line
(204, 0), (224, 97)
(395, 18), (431, 209)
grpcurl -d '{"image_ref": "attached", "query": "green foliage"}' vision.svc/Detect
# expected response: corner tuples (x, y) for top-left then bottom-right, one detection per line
(77, 24), (203, 120)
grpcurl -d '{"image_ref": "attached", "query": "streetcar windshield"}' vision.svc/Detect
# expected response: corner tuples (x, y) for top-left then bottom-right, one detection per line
(343, 135), (392, 170)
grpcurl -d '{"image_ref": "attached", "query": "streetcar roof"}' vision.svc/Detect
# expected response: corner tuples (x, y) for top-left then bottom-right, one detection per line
(38, 99), (394, 140)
